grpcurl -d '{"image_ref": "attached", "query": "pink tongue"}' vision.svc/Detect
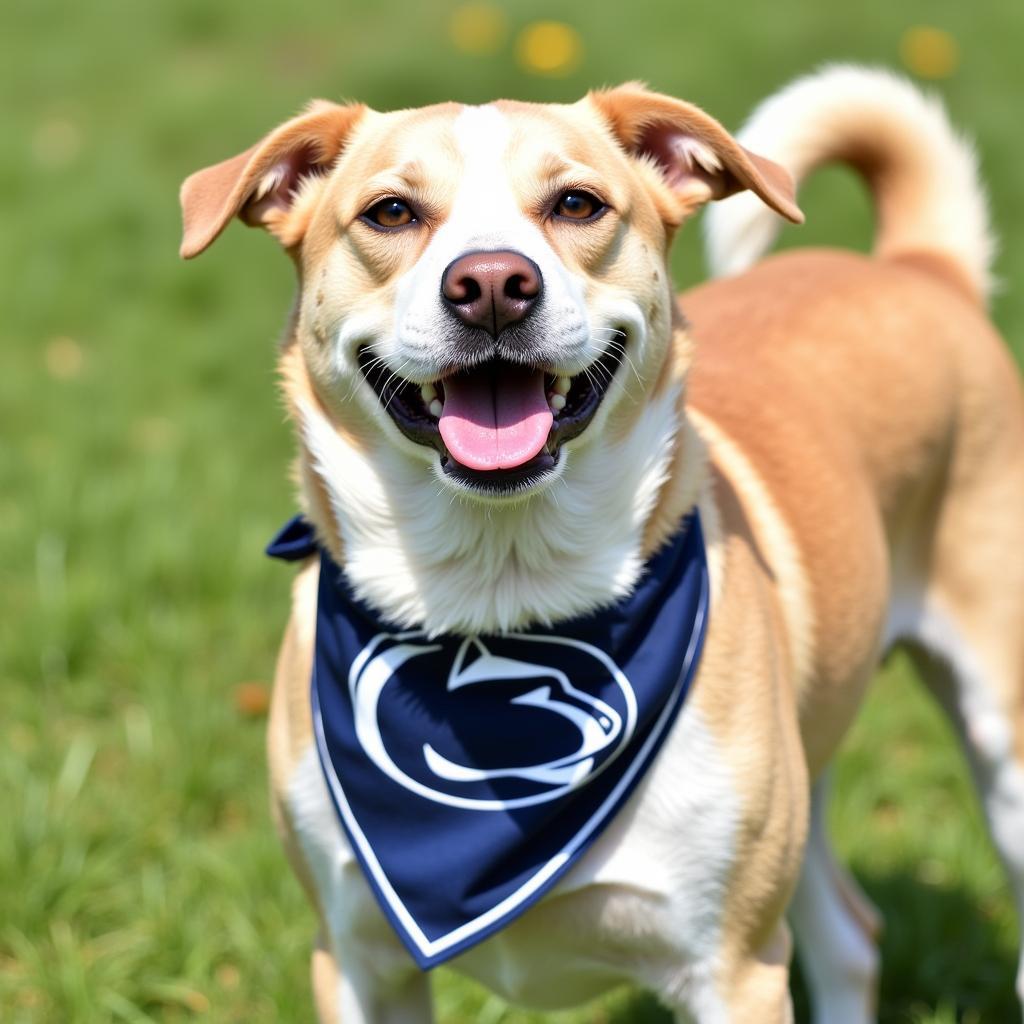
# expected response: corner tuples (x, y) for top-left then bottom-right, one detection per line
(439, 365), (553, 471)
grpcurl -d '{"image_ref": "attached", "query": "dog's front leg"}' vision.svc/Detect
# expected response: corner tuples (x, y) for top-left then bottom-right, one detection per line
(649, 923), (794, 1024)
(713, 924), (795, 1024)
(297, 798), (433, 1023)
(294, 822), (435, 1024)
(636, 780), (803, 1024)
(652, 651), (807, 1019)
(316, 964), (432, 1024)
(313, 931), (433, 1024)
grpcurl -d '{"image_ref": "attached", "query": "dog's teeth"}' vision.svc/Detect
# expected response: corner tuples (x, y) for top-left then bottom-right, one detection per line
(429, 399), (443, 418)
(421, 383), (437, 403)
(549, 394), (567, 412)
(553, 376), (571, 396)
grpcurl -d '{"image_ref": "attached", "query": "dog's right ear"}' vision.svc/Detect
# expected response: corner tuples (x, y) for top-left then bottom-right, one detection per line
(179, 101), (366, 259)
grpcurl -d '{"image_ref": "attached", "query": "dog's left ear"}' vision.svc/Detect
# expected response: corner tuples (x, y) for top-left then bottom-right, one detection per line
(589, 83), (803, 225)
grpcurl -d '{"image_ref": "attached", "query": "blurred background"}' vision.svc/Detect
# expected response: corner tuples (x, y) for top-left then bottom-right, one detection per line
(2, 0), (1022, 1021)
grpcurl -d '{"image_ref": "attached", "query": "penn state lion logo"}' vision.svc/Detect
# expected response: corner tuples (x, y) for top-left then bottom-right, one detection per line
(349, 632), (638, 810)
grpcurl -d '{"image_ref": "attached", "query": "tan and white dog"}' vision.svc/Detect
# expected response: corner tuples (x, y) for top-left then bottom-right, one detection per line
(180, 66), (1024, 1022)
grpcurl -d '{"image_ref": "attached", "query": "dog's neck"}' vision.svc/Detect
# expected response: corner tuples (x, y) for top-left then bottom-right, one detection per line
(291, 372), (703, 636)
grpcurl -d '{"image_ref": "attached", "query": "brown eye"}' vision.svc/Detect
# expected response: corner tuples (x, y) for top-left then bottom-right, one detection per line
(362, 197), (417, 229)
(554, 190), (604, 221)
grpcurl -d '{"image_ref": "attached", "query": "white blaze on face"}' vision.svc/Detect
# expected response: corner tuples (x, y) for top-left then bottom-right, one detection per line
(390, 105), (592, 379)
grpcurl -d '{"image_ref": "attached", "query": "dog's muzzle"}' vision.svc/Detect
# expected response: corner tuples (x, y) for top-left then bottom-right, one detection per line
(359, 251), (624, 495)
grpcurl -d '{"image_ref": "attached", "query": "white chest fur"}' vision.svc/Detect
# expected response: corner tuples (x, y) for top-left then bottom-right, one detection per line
(296, 382), (681, 638)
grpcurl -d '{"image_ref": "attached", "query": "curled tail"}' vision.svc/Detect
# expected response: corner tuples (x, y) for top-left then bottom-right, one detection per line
(703, 65), (995, 305)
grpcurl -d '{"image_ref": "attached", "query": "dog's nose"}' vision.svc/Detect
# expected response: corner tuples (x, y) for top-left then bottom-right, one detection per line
(441, 250), (543, 337)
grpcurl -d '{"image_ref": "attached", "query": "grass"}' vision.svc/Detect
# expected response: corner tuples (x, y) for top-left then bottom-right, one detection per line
(2, 0), (1022, 1020)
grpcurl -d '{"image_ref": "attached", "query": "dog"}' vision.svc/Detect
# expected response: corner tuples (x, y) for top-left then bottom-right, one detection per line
(179, 65), (1024, 1022)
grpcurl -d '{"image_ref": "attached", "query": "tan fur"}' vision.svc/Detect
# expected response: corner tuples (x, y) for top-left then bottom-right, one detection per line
(684, 248), (1024, 772)
(267, 561), (319, 892)
(689, 465), (808, 1015)
(311, 931), (341, 1023)
(182, 74), (1024, 1021)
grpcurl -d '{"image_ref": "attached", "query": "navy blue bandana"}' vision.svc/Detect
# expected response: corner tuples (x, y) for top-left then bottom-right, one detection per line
(268, 514), (709, 969)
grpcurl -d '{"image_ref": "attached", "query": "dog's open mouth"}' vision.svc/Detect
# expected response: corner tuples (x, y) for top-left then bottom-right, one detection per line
(358, 346), (624, 491)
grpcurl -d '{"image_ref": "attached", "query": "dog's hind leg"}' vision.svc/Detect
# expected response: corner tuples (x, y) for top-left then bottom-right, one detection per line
(885, 348), (1024, 1014)
(901, 596), (1024, 1013)
(789, 776), (881, 1024)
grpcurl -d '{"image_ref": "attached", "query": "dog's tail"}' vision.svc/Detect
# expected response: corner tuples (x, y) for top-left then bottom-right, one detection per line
(703, 65), (995, 305)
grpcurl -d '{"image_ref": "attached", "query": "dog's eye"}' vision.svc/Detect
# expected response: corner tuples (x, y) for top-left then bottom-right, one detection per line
(554, 190), (605, 221)
(362, 198), (417, 229)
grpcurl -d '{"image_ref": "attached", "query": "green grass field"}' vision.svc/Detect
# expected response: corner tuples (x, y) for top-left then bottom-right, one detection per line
(3, 0), (1023, 1020)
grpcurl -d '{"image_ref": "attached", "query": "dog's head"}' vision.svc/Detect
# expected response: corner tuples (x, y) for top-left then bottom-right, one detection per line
(180, 86), (800, 632)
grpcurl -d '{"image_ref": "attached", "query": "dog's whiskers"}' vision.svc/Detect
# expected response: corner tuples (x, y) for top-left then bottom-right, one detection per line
(597, 335), (644, 389)
(380, 358), (415, 413)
